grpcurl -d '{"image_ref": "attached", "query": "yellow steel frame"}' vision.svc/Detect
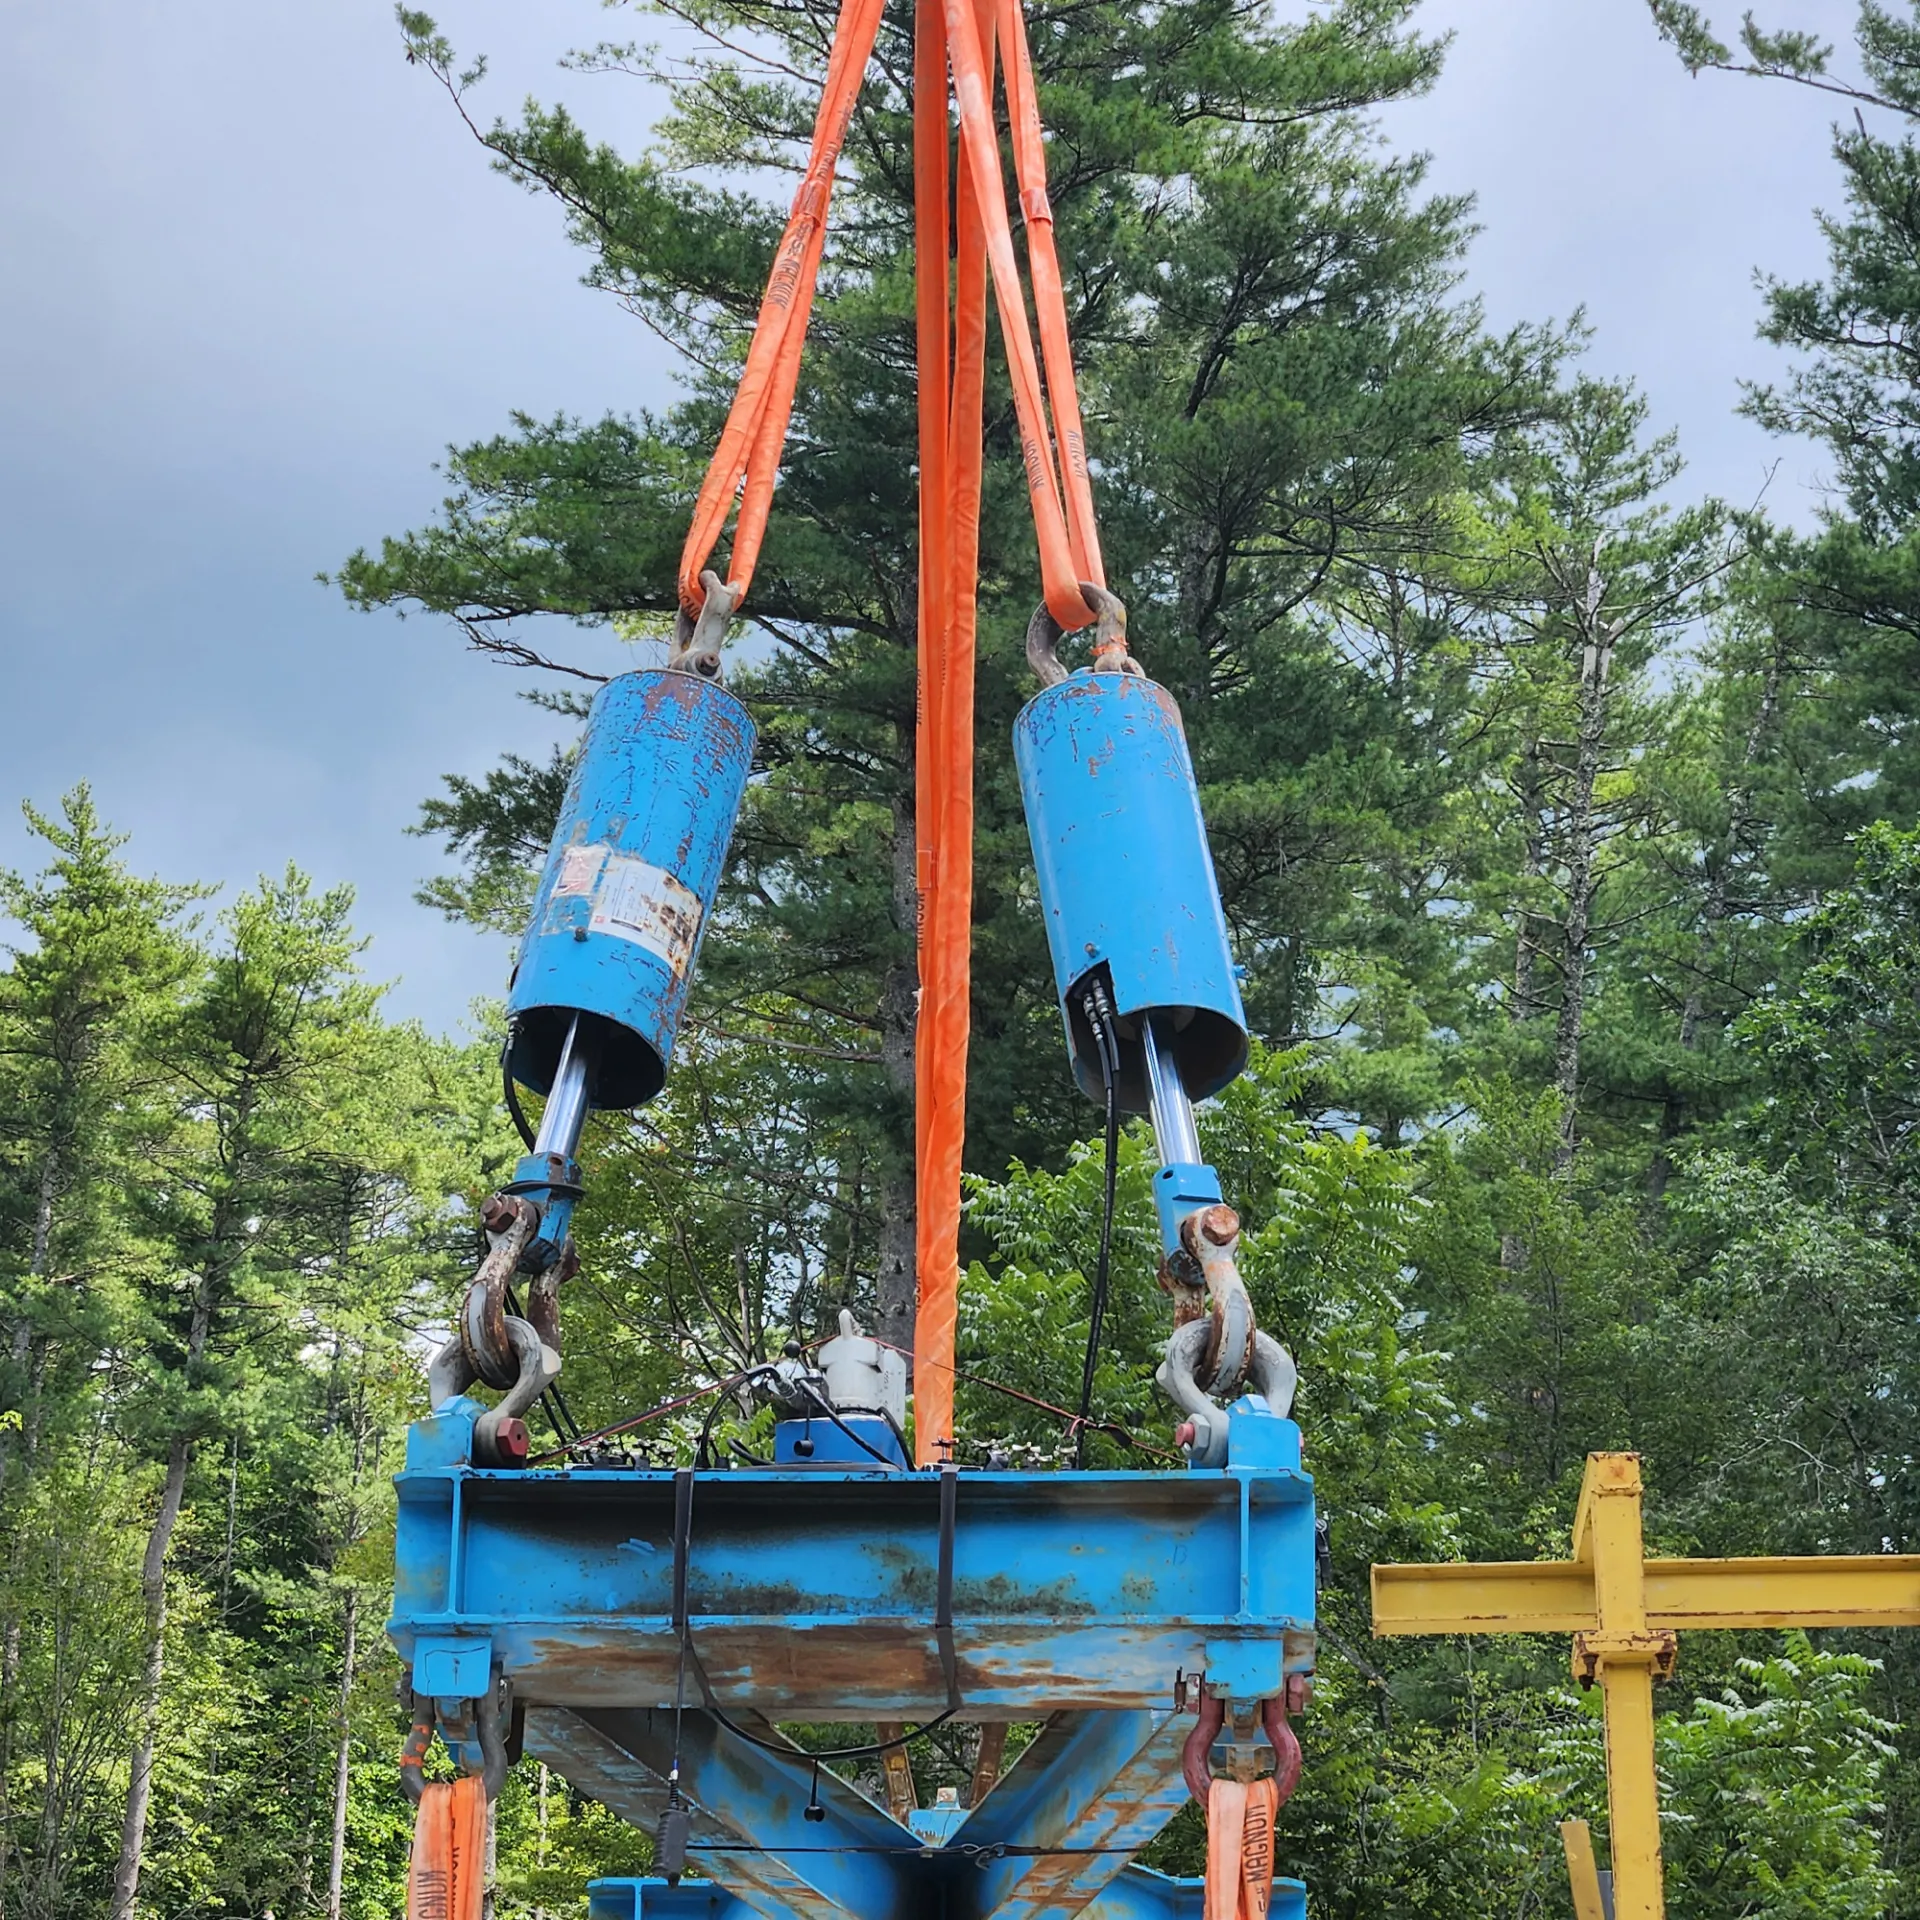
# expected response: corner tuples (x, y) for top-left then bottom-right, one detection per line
(1560, 1819), (1609, 1920)
(1371, 1452), (1920, 1920)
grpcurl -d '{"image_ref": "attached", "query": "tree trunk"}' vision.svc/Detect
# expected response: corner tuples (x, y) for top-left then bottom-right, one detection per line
(324, 1590), (359, 1920)
(875, 785), (919, 1351)
(108, 1431), (191, 1920)
(111, 1266), (215, 1920)
(1552, 629), (1613, 1169)
(1511, 742), (1546, 1023)
(534, 1763), (551, 1920)
(0, 1150), (60, 1920)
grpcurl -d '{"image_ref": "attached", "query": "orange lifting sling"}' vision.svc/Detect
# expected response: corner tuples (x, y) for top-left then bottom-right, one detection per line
(404, 1775), (488, 1920)
(412, 4), (1267, 1914)
(671, 0), (1108, 1470)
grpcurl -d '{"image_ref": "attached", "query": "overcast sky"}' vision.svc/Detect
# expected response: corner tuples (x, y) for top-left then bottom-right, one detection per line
(0, 0), (1861, 1031)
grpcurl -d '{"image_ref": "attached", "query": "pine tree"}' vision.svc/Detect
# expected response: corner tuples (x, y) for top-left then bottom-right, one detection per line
(0, 792), (198, 1920)
(337, 0), (1564, 1352)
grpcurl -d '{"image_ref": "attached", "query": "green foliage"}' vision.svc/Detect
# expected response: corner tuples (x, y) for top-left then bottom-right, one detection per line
(23, 0), (1920, 1904)
(0, 800), (498, 1918)
(1661, 1639), (1898, 1918)
(1738, 821), (1920, 1219)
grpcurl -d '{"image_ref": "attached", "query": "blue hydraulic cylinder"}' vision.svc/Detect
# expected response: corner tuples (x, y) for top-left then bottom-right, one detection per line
(1016, 671), (1247, 1249)
(508, 669), (754, 1113)
(1013, 672), (1248, 1114)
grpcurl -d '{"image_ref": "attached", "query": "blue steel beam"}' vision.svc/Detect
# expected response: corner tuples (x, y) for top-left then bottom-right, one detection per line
(395, 1404), (1316, 1920)
(958, 1709), (1192, 1920)
(391, 1416), (1315, 1719)
(589, 1881), (761, 1920)
(523, 1708), (830, 1920)
(524, 1705), (913, 1920)
(586, 1868), (1307, 1920)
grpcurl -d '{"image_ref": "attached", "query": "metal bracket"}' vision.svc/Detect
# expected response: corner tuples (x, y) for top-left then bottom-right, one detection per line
(1572, 1628), (1678, 1687)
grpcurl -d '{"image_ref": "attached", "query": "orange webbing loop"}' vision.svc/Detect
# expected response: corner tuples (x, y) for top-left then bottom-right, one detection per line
(1204, 1778), (1280, 1920)
(997, 0), (1103, 594)
(676, 0), (888, 617)
(405, 1776), (489, 1920)
(911, 0), (994, 1466)
(938, 0), (1092, 633)
(913, 0), (1116, 1459)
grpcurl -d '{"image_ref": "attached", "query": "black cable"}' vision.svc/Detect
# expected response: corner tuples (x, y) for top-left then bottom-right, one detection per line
(497, 1038), (580, 1446)
(548, 1379), (583, 1442)
(661, 1469), (694, 1884)
(700, 1693), (961, 1764)
(794, 1378), (903, 1469)
(505, 1282), (582, 1443)
(1074, 980), (1122, 1469)
(685, 1842), (1142, 1858)
(502, 1040), (538, 1151)
(669, 1465), (960, 1760)
(695, 1364), (784, 1469)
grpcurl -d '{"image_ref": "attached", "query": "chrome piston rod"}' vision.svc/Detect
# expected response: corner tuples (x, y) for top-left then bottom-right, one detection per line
(1142, 1013), (1202, 1168)
(535, 1015), (595, 1162)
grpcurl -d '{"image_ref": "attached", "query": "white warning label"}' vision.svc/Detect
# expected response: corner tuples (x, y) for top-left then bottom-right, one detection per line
(589, 854), (704, 976)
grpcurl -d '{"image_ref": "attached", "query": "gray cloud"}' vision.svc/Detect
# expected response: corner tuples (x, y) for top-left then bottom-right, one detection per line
(0, 0), (1862, 1031)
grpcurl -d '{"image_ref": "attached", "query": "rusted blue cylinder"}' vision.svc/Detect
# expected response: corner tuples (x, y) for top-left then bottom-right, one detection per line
(1013, 671), (1248, 1111)
(507, 669), (754, 1110)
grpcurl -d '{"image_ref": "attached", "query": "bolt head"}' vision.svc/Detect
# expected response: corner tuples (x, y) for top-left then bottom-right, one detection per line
(493, 1418), (530, 1465)
(481, 1196), (517, 1235)
(1199, 1205), (1239, 1246)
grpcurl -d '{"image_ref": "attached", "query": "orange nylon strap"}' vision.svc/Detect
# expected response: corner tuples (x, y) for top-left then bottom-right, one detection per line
(912, 0), (950, 1453)
(998, 0), (1103, 592)
(676, 0), (888, 617)
(939, 0), (1092, 633)
(1204, 1778), (1280, 1920)
(674, 0), (1111, 1459)
(405, 1776), (489, 1920)
(912, 0), (1113, 1459)
(911, 0), (995, 1467)
(912, 0), (948, 1056)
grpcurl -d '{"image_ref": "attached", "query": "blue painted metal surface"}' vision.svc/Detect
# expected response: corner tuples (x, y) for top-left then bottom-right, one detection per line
(390, 1401), (1316, 1920)
(538, 1700), (1306, 1920)
(1150, 1162), (1225, 1260)
(586, 1866), (1307, 1920)
(772, 1414), (907, 1469)
(1013, 673), (1247, 1113)
(508, 669), (755, 1113)
(391, 1415), (1314, 1717)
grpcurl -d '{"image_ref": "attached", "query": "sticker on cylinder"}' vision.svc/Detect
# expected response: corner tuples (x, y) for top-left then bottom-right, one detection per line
(588, 853), (703, 975)
(552, 845), (607, 898)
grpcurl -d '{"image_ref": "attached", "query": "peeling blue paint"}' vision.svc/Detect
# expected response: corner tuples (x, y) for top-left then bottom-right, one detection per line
(391, 1415), (1317, 1918)
(1013, 672), (1247, 1109)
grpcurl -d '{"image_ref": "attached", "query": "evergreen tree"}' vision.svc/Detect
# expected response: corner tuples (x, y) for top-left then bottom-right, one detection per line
(337, 0), (1563, 1351)
(0, 792), (198, 1920)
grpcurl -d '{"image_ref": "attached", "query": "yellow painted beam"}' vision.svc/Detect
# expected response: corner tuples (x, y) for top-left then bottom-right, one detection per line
(1582, 1454), (1666, 1920)
(1372, 1553), (1920, 1638)
(1599, 1660), (1664, 1920)
(1371, 1558), (1596, 1636)
(1561, 1819), (1609, 1920)
(1369, 1453), (1920, 1920)
(1641, 1555), (1920, 1629)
